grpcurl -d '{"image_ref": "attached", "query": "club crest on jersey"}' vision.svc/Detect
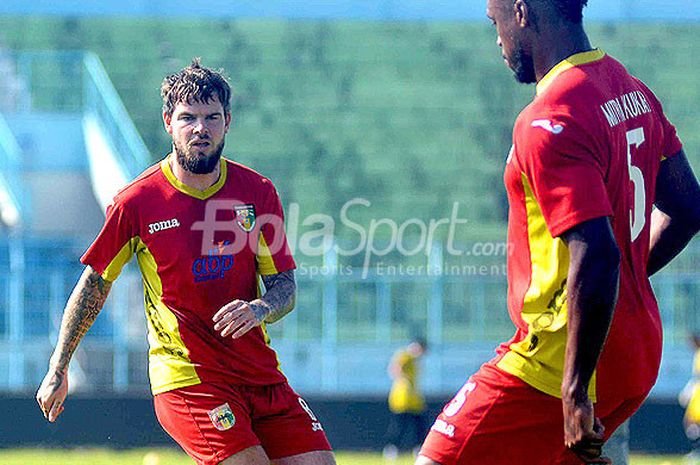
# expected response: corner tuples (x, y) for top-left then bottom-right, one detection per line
(234, 204), (256, 232)
(208, 403), (236, 431)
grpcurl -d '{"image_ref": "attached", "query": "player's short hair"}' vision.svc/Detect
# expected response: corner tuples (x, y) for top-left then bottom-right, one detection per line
(547, 0), (588, 24)
(161, 57), (232, 117)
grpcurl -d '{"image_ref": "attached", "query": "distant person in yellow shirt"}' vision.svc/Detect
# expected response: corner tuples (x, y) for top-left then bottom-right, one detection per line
(383, 338), (427, 461)
(680, 333), (700, 462)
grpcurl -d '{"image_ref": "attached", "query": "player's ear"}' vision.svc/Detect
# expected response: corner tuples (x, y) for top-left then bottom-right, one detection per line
(225, 111), (232, 132)
(513, 0), (530, 28)
(163, 111), (173, 134)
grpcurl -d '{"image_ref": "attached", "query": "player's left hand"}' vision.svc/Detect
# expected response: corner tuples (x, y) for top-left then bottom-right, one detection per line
(563, 393), (610, 464)
(213, 300), (263, 339)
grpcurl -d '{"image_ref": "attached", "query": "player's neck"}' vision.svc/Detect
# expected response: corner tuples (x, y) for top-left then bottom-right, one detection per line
(534, 25), (593, 83)
(168, 154), (221, 191)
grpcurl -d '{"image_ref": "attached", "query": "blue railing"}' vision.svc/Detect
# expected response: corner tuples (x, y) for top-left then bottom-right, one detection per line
(0, 112), (24, 225)
(7, 51), (149, 180)
(0, 114), (21, 169)
(1, 239), (699, 396)
(82, 52), (150, 180)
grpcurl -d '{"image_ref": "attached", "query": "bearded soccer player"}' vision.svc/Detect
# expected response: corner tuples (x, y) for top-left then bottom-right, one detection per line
(417, 1), (700, 464)
(36, 59), (336, 465)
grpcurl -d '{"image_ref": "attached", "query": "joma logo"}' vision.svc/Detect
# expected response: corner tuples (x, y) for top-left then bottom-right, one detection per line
(148, 218), (180, 234)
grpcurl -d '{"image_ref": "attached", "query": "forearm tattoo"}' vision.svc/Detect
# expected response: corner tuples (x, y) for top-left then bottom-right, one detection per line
(49, 267), (112, 373)
(250, 270), (296, 324)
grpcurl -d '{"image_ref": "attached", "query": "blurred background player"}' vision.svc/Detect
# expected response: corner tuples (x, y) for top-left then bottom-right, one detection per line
(416, 0), (700, 464)
(36, 59), (336, 465)
(383, 338), (428, 461)
(680, 333), (700, 464)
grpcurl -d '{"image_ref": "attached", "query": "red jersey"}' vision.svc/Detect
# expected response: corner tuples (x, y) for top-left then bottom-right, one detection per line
(495, 50), (682, 401)
(82, 156), (296, 394)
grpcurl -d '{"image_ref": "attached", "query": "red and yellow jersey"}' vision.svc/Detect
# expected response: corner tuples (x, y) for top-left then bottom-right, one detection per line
(495, 50), (682, 401)
(81, 156), (296, 394)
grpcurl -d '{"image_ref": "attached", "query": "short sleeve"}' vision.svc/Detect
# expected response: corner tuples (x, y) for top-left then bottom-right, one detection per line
(659, 113), (683, 160)
(634, 78), (683, 159)
(517, 116), (613, 238)
(80, 200), (138, 282)
(255, 180), (296, 276)
(655, 98), (683, 158)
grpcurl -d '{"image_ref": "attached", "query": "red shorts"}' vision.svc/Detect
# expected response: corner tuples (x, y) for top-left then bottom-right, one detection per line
(154, 382), (332, 465)
(419, 364), (645, 465)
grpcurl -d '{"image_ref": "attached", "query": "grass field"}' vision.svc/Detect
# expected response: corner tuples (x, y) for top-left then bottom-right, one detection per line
(0, 449), (688, 465)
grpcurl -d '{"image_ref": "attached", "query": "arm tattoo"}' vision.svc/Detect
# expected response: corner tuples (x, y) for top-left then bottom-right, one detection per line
(250, 270), (296, 324)
(49, 266), (112, 373)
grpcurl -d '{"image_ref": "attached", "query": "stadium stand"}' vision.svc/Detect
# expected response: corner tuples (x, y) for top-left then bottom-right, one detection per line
(0, 18), (699, 401)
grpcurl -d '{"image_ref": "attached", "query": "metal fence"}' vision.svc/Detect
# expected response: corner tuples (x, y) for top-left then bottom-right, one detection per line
(1, 238), (699, 398)
(9, 51), (150, 179)
(0, 113), (24, 227)
(83, 52), (151, 179)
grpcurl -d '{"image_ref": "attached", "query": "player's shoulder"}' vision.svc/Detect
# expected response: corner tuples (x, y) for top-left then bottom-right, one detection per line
(513, 100), (597, 172)
(533, 53), (625, 108)
(515, 102), (583, 147)
(515, 55), (617, 148)
(111, 161), (165, 207)
(224, 158), (278, 194)
(627, 74), (665, 116)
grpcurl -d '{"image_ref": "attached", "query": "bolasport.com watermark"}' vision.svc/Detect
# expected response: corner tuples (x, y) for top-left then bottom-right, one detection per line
(190, 197), (511, 279)
(295, 262), (509, 280)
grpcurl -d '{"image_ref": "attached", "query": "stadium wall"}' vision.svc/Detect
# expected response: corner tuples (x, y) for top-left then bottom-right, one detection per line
(1, 395), (689, 454)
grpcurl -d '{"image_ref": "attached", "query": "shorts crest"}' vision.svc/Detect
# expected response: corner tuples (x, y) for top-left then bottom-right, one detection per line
(208, 403), (236, 431)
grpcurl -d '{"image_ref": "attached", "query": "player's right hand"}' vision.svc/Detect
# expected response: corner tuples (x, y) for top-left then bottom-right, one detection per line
(213, 299), (263, 339)
(562, 393), (610, 463)
(36, 368), (69, 422)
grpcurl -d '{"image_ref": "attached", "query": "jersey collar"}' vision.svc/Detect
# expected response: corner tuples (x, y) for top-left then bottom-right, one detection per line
(536, 48), (606, 96)
(160, 156), (227, 200)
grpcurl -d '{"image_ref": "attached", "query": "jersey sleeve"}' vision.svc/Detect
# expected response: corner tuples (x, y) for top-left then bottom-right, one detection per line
(653, 98), (683, 159)
(255, 179), (296, 276)
(517, 115), (613, 238)
(80, 199), (138, 282)
(635, 78), (683, 159)
(659, 111), (682, 159)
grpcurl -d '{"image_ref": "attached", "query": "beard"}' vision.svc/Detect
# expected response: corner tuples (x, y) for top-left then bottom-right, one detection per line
(174, 137), (225, 175)
(510, 43), (536, 84)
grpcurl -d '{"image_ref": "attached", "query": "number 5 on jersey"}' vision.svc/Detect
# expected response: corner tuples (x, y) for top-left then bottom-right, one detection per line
(627, 127), (646, 242)
(444, 381), (476, 417)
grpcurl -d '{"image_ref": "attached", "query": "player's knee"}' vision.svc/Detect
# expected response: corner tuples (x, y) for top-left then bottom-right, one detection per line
(310, 451), (337, 465)
(320, 451), (337, 465)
